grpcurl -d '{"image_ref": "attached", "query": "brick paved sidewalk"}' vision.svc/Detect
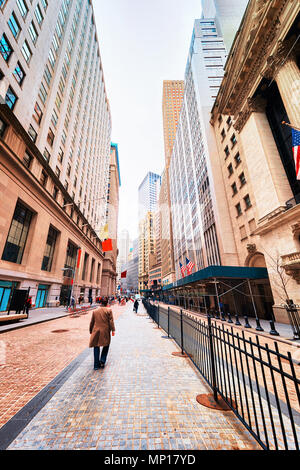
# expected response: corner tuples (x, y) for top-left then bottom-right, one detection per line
(7, 303), (259, 450)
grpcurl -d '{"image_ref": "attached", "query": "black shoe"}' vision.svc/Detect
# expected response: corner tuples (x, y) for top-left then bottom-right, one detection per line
(100, 362), (105, 368)
(94, 366), (100, 370)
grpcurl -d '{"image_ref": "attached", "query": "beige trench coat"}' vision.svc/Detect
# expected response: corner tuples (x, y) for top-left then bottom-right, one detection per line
(89, 307), (115, 348)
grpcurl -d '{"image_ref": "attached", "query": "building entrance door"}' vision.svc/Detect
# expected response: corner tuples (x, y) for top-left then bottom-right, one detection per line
(35, 285), (49, 308)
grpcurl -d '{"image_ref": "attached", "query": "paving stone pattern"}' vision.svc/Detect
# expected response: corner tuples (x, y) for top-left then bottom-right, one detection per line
(8, 303), (259, 450)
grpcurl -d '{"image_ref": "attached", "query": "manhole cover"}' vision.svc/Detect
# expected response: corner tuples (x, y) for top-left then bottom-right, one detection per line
(51, 329), (69, 333)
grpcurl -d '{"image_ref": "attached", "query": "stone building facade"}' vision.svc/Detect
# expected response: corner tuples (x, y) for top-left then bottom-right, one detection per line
(211, 0), (300, 320)
(0, 0), (114, 309)
(101, 143), (120, 297)
(0, 105), (104, 309)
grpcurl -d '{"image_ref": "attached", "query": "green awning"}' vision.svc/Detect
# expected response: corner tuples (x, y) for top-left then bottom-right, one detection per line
(162, 265), (269, 291)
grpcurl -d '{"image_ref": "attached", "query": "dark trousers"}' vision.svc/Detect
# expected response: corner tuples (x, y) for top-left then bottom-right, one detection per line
(93, 345), (110, 368)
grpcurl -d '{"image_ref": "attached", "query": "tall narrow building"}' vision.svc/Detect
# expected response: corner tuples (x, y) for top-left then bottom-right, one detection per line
(160, 81), (185, 287)
(169, 4), (247, 281)
(138, 172), (161, 292)
(0, 0), (113, 309)
(101, 143), (121, 296)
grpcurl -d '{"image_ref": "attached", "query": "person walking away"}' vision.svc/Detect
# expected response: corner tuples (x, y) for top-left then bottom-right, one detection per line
(134, 299), (139, 313)
(25, 296), (32, 317)
(89, 298), (115, 369)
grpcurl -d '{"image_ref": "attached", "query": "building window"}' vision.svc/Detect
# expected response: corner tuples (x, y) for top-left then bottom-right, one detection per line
(2, 201), (33, 264)
(16, 0), (28, 18)
(47, 127), (55, 147)
(39, 82), (48, 104)
(43, 148), (50, 163)
(23, 150), (33, 168)
(5, 86), (18, 110)
(0, 0), (8, 11)
(41, 225), (58, 272)
(235, 203), (242, 217)
(53, 186), (58, 200)
(231, 182), (238, 196)
(227, 163), (233, 176)
(28, 21), (38, 44)
(82, 253), (89, 280)
(40, 169), (48, 187)
(0, 34), (13, 62)
(230, 134), (237, 148)
(226, 116), (232, 129)
(244, 194), (252, 209)
(34, 4), (44, 26)
(67, 163), (71, 177)
(21, 40), (32, 64)
(13, 61), (26, 85)
(58, 147), (64, 163)
(234, 152), (241, 167)
(224, 145), (230, 158)
(8, 12), (21, 39)
(28, 124), (37, 142)
(239, 172), (246, 187)
(55, 166), (60, 178)
(33, 101), (43, 124)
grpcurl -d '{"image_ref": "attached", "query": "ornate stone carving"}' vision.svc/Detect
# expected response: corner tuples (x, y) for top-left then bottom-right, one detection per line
(233, 95), (267, 132)
(247, 243), (257, 254)
(263, 36), (300, 80)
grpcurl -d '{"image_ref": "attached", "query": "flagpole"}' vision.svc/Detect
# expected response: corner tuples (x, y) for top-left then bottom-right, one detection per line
(282, 121), (300, 132)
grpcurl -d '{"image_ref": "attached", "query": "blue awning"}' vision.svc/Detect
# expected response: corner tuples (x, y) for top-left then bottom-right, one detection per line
(162, 265), (269, 291)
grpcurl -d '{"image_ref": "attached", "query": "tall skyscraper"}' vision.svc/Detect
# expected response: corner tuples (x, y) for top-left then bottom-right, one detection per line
(162, 81), (185, 167)
(138, 171), (161, 292)
(160, 81), (185, 286)
(0, 0), (114, 308)
(138, 172), (161, 222)
(169, 6), (247, 281)
(201, 0), (249, 52)
(101, 143), (121, 296)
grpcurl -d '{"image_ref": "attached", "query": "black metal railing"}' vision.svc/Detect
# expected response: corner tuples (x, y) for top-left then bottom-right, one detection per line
(284, 302), (300, 340)
(286, 193), (300, 210)
(143, 300), (300, 450)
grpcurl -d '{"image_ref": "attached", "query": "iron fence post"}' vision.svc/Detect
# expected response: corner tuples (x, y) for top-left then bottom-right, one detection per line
(208, 314), (218, 403)
(180, 309), (184, 355)
(168, 306), (170, 338)
(157, 304), (160, 327)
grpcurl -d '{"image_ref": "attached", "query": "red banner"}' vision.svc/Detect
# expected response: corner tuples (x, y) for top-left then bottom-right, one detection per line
(121, 271), (127, 278)
(102, 239), (113, 252)
(77, 249), (82, 268)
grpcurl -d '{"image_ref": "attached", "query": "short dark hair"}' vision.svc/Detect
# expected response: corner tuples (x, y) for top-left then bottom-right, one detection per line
(101, 298), (108, 307)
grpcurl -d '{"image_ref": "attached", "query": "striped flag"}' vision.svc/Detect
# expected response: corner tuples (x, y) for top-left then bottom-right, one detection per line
(186, 257), (195, 275)
(179, 262), (186, 278)
(292, 128), (300, 180)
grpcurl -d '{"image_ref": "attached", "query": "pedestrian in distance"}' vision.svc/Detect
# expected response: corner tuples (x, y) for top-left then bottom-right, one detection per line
(133, 299), (139, 313)
(89, 298), (115, 370)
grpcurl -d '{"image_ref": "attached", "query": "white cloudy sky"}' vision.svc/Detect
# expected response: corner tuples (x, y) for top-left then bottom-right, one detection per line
(93, 0), (202, 241)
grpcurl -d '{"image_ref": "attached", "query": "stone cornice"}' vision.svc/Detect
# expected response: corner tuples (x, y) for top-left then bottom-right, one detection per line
(212, 0), (295, 122)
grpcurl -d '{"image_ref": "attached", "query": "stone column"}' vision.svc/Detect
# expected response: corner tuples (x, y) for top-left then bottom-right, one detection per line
(265, 38), (300, 127)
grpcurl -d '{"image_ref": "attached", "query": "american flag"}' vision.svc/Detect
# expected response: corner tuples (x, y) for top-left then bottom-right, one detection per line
(292, 128), (300, 180)
(180, 262), (186, 277)
(186, 258), (195, 275)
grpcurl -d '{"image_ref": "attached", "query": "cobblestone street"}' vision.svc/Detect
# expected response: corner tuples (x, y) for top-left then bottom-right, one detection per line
(3, 303), (259, 450)
(0, 303), (126, 429)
